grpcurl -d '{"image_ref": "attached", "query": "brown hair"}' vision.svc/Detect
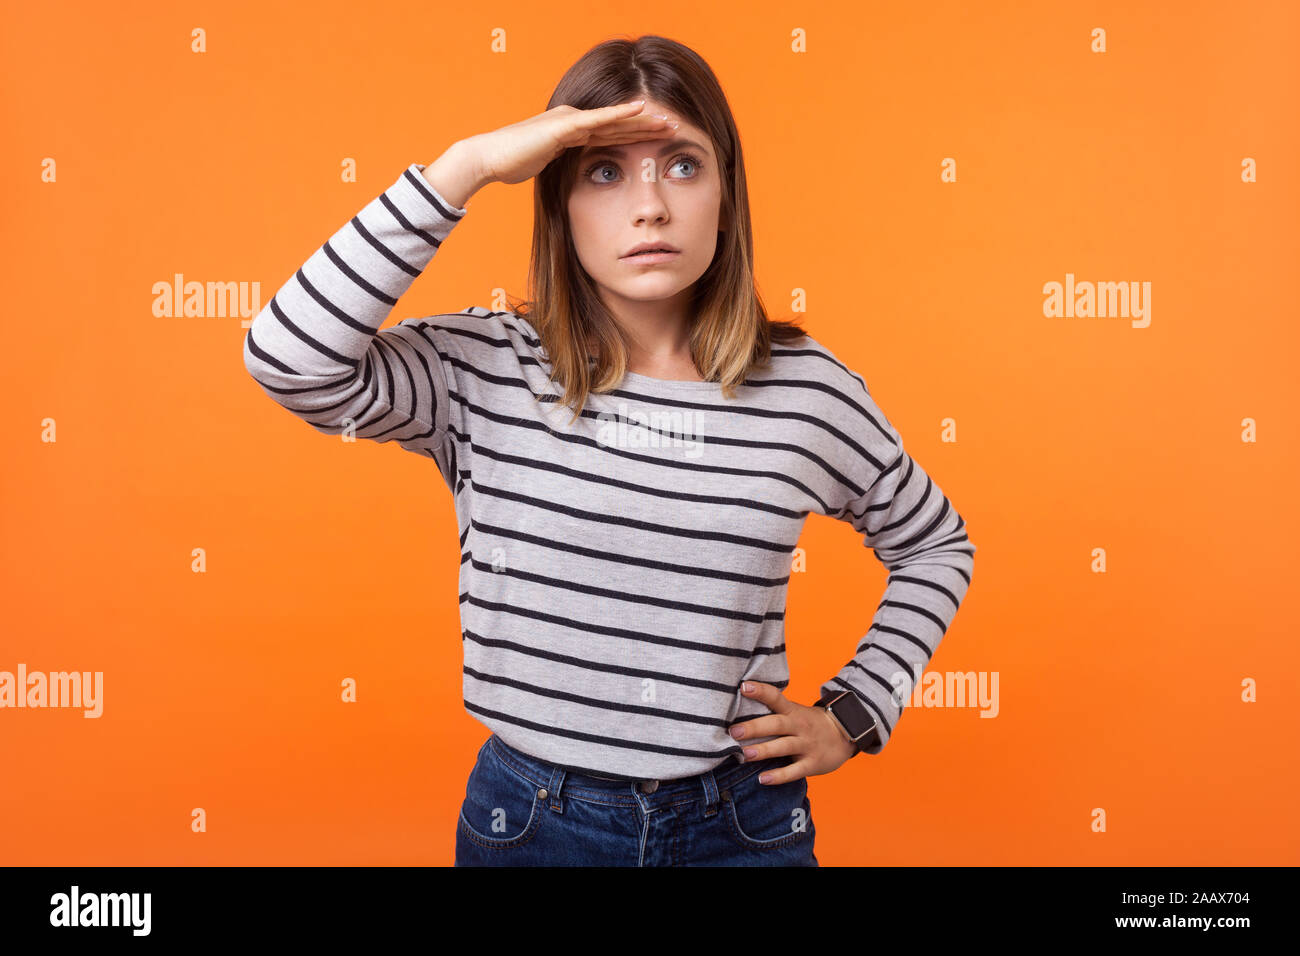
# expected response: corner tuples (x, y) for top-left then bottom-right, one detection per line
(504, 34), (809, 423)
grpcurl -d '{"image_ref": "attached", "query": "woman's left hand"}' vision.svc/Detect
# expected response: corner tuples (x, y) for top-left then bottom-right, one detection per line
(728, 681), (858, 784)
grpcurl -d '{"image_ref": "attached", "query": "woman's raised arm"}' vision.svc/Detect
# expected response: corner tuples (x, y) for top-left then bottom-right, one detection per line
(241, 102), (677, 457)
(241, 144), (488, 459)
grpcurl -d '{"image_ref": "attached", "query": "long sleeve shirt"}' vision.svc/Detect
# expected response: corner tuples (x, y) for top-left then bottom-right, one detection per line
(242, 162), (977, 781)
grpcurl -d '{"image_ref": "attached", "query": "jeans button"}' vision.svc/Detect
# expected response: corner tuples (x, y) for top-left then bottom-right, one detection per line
(639, 779), (659, 793)
(537, 787), (548, 800)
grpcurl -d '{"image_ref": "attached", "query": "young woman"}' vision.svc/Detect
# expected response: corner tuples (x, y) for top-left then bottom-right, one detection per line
(243, 35), (975, 867)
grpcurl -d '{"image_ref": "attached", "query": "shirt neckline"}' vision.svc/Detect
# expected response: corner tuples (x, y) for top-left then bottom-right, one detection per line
(508, 313), (727, 393)
(614, 369), (726, 392)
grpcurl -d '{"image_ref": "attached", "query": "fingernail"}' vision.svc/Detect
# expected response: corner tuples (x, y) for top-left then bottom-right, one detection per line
(758, 773), (771, 784)
(742, 682), (753, 693)
(729, 726), (743, 739)
(744, 747), (757, 759)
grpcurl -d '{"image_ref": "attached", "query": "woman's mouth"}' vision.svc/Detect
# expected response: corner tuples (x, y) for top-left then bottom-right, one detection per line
(621, 250), (681, 264)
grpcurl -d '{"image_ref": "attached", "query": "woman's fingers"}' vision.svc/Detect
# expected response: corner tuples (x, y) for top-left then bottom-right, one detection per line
(554, 105), (662, 150)
(583, 128), (676, 148)
(577, 104), (674, 137)
(561, 101), (643, 138)
(583, 117), (679, 148)
(577, 100), (649, 124)
(583, 131), (679, 151)
(543, 102), (678, 164)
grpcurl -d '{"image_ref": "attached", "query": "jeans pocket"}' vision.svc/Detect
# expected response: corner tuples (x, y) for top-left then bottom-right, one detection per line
(723, 761), (813, 850)
(457, 738), (546, 849)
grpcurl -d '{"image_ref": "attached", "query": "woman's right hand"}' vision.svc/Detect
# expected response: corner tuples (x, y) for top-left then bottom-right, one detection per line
(464, 101), (679, 187)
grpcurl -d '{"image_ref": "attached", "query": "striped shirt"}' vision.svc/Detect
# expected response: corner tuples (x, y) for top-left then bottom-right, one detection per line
(242, 162), (977, 781)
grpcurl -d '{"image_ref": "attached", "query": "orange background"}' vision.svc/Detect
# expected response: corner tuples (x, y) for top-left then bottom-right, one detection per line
(3, 0), (1297, 865)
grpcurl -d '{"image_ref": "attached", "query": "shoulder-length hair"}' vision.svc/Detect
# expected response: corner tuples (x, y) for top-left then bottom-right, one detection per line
(504, 34), (808, 422)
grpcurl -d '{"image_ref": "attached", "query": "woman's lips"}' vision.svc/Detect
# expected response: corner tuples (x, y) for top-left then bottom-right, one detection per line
(621, 251), (681, 264)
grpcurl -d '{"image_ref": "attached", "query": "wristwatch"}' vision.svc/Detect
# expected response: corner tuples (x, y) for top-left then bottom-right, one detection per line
(815, 689), (879, 755)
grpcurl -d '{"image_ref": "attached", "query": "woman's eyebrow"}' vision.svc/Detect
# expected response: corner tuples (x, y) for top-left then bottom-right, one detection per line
(580, 137), (708, 160)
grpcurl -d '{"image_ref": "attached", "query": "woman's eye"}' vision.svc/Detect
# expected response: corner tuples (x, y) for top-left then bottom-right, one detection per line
(670, 156), (700, 178)
(584, 154), (704, 184)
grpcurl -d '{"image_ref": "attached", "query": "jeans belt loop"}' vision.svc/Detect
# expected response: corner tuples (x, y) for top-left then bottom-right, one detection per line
(545, 765), (566, 814)
(700, 768), (721, 817)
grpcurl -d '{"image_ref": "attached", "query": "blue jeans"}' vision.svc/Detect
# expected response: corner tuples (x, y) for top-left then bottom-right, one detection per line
(454, 733), (818, 866)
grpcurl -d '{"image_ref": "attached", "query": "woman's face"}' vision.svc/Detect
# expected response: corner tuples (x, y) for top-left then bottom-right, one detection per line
(567, 99), (726, 318)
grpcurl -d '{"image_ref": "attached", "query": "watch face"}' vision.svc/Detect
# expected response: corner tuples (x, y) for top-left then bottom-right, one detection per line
(832, 692), (874, 740)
